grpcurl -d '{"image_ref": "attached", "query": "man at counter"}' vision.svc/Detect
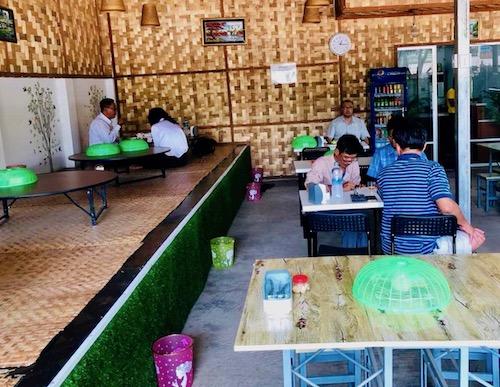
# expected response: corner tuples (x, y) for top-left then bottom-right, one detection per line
(377, 120), (485, 254)
(326, 99), (370, 147)
(88, 98), (121, 146)
(305, 134), (363, 191)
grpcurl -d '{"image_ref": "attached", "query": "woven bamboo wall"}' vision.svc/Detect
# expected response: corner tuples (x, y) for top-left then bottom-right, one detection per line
(0, 0), (105, 75)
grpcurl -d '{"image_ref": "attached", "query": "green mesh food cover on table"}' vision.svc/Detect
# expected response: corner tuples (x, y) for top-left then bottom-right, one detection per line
(352, 256), (451, 313)
(291, 135), (317, 150)
(0, 167), (38, 188)
(85, 143), (121, 157)
(119, 138), (149, 152)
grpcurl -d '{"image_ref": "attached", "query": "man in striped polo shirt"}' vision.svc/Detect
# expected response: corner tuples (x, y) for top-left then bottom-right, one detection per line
(377, 119), (485, 254)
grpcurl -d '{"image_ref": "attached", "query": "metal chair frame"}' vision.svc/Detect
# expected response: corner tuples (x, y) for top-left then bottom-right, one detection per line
(390, 215), (457, 255)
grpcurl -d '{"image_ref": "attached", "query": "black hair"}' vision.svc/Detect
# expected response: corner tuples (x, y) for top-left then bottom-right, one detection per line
(99, 98), (115, 112)
(336, 134), (364, 155)
(392, 118), (427, 150)
(147, 107), (178, 126)
(341, 99), (354, 107)
(386, 114), (404, 134)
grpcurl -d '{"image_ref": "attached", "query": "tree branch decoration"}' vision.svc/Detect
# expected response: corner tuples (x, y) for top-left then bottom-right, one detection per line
(23, 82), (61, 172)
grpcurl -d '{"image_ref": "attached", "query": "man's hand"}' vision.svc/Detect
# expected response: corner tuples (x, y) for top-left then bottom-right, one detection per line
(342, 181), (355, 191)
(460, 225), (485, 251)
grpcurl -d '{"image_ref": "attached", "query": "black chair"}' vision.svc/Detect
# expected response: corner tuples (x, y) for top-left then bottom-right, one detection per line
(305, 212), (371, 257)
(301, 147), (330, 161)
(390, 215), (458, 254)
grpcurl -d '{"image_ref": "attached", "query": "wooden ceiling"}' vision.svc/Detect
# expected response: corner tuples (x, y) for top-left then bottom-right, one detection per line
(334, 0), (500, 19)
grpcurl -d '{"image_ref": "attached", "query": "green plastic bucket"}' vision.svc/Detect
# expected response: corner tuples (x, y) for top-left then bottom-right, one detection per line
(119, 138), (149, 152)
(86, 143), (121, 157)
(210, 237), (235, 269)
(0, 167), (38, 188)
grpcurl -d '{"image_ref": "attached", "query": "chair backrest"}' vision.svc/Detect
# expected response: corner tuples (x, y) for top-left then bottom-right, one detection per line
(301, 147), (330, 161)
(390, 215), (458, 254)
(307, 212), (369, 233)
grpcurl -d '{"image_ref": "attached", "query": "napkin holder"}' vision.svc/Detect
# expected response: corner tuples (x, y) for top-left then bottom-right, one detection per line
(308, 183), (329, 204)
(262, 270), (292, 315)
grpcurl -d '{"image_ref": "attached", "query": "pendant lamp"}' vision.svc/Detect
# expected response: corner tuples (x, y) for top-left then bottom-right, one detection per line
(100, 0), (126, 12)
(141, 4), (160, 26)
(302, 6), (321, 23)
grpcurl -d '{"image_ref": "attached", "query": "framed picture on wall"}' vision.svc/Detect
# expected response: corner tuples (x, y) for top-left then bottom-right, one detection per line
(0, 7), (16, 43)
(202, 18), (245, 46)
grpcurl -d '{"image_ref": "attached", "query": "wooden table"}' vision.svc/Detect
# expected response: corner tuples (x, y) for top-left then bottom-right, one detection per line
(477, 142), (500, 173)
(69, 147), (170, 185)
(234, 254), (500, 387)
(0, 170), (117, 225)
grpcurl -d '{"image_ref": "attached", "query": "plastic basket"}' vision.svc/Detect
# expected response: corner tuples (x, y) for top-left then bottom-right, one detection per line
(119, 138), (149, 152)
(0, 167), (38, 188)
(210, 237), (235, 269)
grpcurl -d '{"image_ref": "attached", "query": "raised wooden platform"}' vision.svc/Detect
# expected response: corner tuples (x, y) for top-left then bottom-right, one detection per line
(0, 144), (247, 386)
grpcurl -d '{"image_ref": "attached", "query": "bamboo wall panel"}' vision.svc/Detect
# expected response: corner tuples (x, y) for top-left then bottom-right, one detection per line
(234, 122), (330, 176)
(108, 0), (225, 75)
(347, 0), (452, 6)
(0, 0), (105, 75)
(230, 65), (340, 125)
(117, 72), (230, 130)
(224, 0), (336, 68)
(198, 127), (233, 143)
(58, 0), (104, 75)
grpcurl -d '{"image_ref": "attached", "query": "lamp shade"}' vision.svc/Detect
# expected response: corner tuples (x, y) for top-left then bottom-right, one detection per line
(305, 0), (331, 6)
(100, 0), (126, 12)
(302, 6), (321, 23)
(141, 4), (160, 26)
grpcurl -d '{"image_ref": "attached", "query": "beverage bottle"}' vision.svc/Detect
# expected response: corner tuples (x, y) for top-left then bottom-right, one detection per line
(331, 162), (343, 200)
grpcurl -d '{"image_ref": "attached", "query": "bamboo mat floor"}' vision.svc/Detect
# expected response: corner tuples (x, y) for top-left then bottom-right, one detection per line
(0, 145), (238, 384)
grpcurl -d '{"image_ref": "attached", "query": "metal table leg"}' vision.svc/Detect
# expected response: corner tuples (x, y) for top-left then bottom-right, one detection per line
(1, 199), (9, 221)
(384, 347), (393, 387)
(283, 350), (293, 387)
(459, 347), (469, 387)
(63, 184), (110, 225)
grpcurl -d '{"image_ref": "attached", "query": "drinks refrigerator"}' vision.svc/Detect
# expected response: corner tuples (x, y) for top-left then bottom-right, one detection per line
(368, 67), (409, 152)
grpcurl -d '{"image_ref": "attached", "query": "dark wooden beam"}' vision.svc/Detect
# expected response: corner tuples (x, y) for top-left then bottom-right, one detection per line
(335, 0), (500, 19)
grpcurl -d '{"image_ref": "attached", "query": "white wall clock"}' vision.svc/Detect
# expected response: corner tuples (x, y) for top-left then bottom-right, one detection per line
(329, 33), (352, 56)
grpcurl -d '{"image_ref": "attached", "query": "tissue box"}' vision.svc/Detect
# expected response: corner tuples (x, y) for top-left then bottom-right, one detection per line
(262, 270), (292, 315)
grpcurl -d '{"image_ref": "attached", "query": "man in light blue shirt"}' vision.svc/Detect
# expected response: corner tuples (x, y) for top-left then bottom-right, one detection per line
(326, 99), (370, 147)
(367, 115), (427, 179)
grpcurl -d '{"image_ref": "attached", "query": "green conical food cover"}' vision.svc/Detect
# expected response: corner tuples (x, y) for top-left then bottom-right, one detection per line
(86, 143), (121, 157)
(353, 256), (451, 313)
(0, 167), (38, 188)
(119, 138), (149, 152)
(291, 135), (316, 150)
(324, 150), (333, 156)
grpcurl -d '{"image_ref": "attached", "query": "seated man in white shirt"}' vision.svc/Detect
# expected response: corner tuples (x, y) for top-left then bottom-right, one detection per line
(88, 98), (121, 146)
(326, 99), (370, 147)
(147, 107), (189, 167)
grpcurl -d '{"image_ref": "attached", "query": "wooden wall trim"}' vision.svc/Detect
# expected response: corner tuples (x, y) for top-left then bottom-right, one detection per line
(336, 0), (500, 19)
(0, 72), (111, 79)
(114, 62), (339, 79)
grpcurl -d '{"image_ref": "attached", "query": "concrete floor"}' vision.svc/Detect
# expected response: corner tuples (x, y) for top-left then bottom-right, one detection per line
(183, 173), (499, 387)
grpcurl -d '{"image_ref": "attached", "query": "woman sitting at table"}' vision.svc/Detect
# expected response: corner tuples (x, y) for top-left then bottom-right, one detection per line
(148, 107), (189, 167)
(305, 134), (363, 190)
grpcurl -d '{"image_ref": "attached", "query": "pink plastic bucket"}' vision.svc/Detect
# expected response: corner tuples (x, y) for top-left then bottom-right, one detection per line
(246, 182), (261, 201)
(152, 334), (194, 387)
(251, 167), (264, 183)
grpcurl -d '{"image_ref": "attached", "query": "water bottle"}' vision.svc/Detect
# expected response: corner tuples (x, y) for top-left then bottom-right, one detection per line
(331, 162), (343, 200)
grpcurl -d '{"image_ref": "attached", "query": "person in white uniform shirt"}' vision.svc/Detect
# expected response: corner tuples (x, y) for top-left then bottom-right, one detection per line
(88, 98), (121, 146)
(326, 99), (370, 147)
(148, 107), (189, 167)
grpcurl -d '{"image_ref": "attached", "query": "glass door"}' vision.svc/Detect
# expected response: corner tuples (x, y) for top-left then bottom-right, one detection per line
(397, 46), (438, 161)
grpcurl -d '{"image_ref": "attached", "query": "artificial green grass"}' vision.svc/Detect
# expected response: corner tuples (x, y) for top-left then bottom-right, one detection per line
(62, 146), (251, 386)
